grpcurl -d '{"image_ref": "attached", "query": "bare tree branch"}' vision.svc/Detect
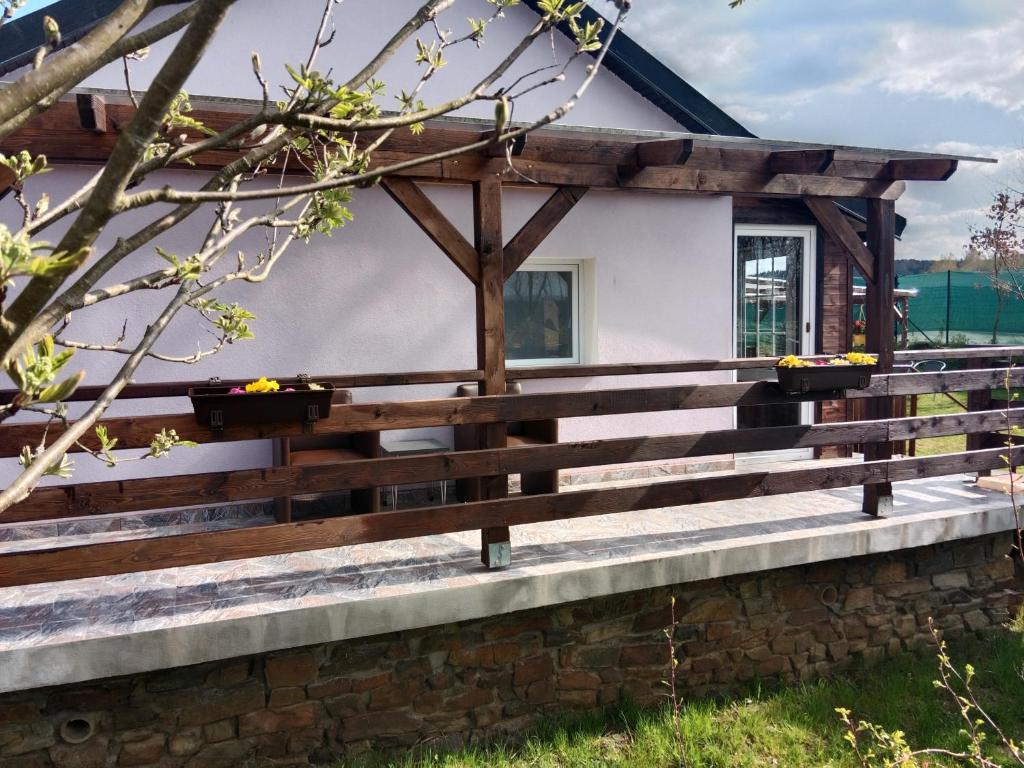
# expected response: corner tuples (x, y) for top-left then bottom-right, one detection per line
(0, 0), (157, 131)
(1, 0), (237, 364)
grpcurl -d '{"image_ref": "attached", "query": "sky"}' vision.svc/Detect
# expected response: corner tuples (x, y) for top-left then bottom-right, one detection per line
(618, 0), (1024, 261)
(12, 0), (1024, 261)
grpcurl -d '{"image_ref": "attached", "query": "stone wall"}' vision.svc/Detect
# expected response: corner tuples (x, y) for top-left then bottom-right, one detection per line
(0, 533), (1019, 768)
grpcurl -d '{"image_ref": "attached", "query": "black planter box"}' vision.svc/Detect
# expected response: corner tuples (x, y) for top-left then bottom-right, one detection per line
(188, 382), (335, 429)
(775, 365), (874, 395)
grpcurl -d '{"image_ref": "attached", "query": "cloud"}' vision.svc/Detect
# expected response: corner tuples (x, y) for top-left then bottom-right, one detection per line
(921, 142), (1024, 176)
(874, 11), (1024, 112)
(624, 1), (1024, 120)
(895, 142), (1024, 261)
(624, 10), (756, 88)
(718, 103), (772, 125)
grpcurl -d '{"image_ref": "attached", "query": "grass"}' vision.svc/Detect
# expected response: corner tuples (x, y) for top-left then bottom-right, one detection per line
(909, 391), (968, 457)
(908, 387), (1024, 458)
(339, 625), (1024, 768)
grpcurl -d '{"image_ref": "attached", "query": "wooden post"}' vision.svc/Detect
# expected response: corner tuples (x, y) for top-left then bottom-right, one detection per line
(474, 177), (511, 568)
(966, 356), (996, 477)
(863, 198), (896, 516)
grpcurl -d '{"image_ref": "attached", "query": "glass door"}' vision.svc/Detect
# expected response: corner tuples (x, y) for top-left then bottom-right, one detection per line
(734, 226), (815, 460)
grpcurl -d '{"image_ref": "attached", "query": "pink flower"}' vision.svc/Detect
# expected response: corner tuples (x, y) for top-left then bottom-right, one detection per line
(814, 359), (828, 366)
(284, 387), (295, 392)
(228, 387), (245, 394)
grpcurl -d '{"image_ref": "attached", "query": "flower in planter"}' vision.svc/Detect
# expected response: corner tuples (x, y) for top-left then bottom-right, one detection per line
(244, 376), (280, 393)
(779, 353), (876, 368)
(843, 352), (877, 366)
(852, 319), (866, 334)
(777, 355), (814, 368)
(227, 378), (299, 394)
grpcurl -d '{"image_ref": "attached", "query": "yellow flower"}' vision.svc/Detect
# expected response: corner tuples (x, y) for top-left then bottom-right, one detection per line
(244, 376), (280, 393)
(777, 355), (813, 368)
(845, 352), (877, 366)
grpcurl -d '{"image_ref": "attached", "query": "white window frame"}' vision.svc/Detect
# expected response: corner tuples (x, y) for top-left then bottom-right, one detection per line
(732, 225), (816, 367)
(505, 260), (583, 367)
(732, 224), (817, 462)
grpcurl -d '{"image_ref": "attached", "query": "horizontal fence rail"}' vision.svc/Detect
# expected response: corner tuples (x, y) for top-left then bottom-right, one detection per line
(1, 346), (1023, 587)
(0, 368), (486, 404)
(7, 407), (1024, 524)
(1, 367), (1022, 457)
(0, 444), (1019, 588)
(1, 346), (1017, 406)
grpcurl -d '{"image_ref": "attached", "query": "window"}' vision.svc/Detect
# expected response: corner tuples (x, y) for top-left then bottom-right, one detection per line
(504, 262), (581, 365)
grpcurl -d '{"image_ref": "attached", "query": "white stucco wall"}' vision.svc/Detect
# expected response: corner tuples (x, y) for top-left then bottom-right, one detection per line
(0, 165), (734, 487)
(51, 0), (683, 132)
(0, 0), (742, 490)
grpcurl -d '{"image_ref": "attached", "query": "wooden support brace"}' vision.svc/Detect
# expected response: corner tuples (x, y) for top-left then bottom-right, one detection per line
(0, 164), (15, 200)
(380, 177), (480, 283)
(76, 93), (107, 134)
(885, 158), (958, 181)
(804, 197), (876, 284)
(618, 138), (693, 181)
(503, 186), (588, 279)
(768, 149), (835, 175)
(485, 132), (528, 157)
(636, 138), (694, 167)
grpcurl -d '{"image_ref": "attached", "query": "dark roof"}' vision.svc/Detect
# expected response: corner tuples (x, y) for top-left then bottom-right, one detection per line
(838, 199), (908, 238)
(2, 0), (752, 137)
(521, 0), (753, 137)
(0, 0), (130, 75)
(1, 0), (908, 236)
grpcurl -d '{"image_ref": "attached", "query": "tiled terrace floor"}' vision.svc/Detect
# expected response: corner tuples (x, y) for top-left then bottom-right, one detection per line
(0, 470), (1016, 693)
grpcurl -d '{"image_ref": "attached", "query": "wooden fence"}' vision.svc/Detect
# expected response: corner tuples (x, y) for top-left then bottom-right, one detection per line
(0, 347), (1021, 588)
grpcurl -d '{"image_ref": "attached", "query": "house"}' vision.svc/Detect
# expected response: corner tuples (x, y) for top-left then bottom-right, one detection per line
(0, 5), (1020, 762)
(0, 1), (976, 485)
(0, 1), (984, 508)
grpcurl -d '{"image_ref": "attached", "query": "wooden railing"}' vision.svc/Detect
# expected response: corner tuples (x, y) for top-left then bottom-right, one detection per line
(0, 347), (1022, 588)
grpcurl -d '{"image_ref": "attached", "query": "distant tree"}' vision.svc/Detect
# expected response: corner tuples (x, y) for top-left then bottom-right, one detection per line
(970, 190), (1024, 343)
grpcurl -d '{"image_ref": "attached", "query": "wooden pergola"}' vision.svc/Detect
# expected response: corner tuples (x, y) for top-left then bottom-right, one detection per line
(0, 92), (997, 573)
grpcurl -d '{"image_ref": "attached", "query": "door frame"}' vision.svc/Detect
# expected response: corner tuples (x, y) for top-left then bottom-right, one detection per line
(732, 224), (817, 462)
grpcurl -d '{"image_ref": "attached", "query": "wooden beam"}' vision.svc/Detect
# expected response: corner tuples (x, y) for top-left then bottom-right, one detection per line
(10, 408), (1021, 524)
(485, 133), (528, 157)
(75, 93), (107, 134)
(379, 177), (480, 283)
(768, 149), (835, 175)
(0, 163), (15, 199)
(636, 138), (694, 167)
(3, 368), (1022, 458)
(863, 197), (897, 516)
(503, 186), (587, 279)
(0, 368), (484, 405)
(613, 163), (905, 200)
(4, 345), (1017, 406)
(0, 445), (1018, 588)
(804, 198), (876, 284)
(473, 176), (510, 567)
(885, 158), (958, 181)
(896, 346), (1024, 362)
(3, 102), (960, 199)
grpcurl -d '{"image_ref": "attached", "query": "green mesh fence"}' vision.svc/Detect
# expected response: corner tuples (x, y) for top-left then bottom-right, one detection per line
(856, 271), (1024, 346)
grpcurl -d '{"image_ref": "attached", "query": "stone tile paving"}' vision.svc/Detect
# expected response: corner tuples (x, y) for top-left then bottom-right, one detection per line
(0, 474), (1009, 653)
